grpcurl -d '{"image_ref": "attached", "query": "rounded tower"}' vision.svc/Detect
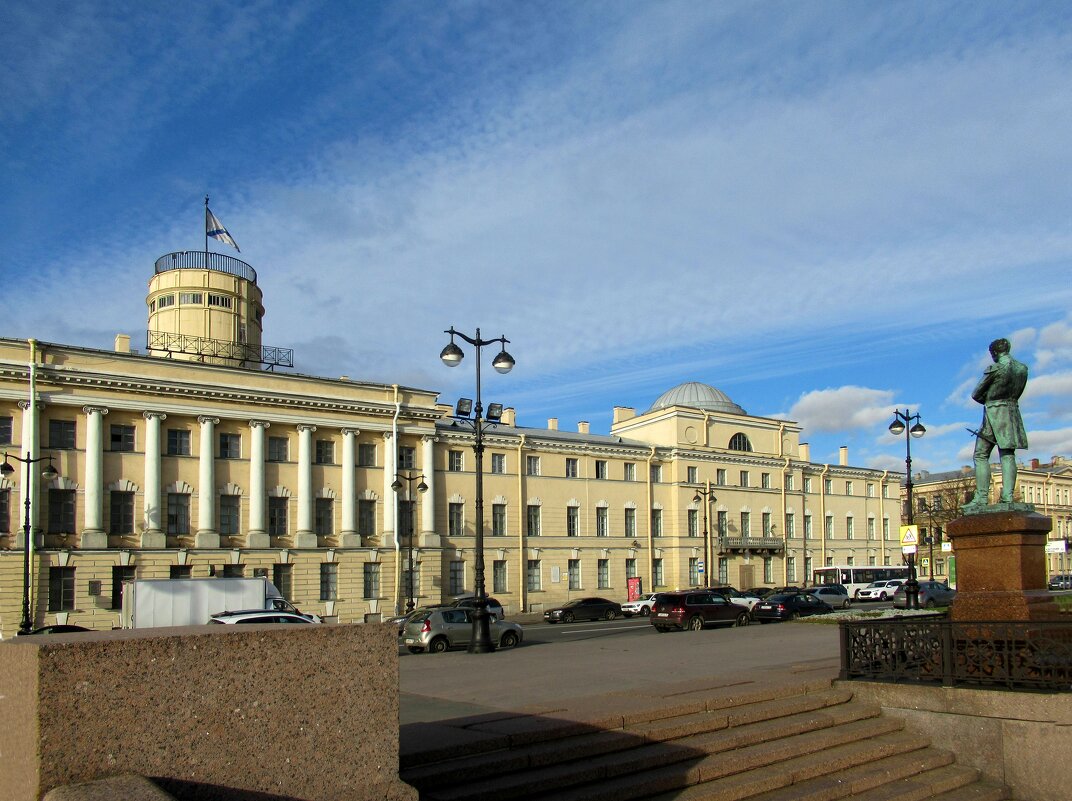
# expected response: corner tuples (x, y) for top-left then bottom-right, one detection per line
(146, 251), (267, 368)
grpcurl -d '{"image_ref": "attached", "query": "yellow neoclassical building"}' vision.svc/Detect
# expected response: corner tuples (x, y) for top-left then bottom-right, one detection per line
(0, 250), (903, 636)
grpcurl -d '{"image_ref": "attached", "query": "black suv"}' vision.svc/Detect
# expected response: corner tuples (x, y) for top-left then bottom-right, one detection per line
(651, 591), (751, 632)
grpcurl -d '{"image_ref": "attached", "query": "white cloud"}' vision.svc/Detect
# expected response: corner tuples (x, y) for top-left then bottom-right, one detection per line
(785, 386), (899, 435)
(1035, 318), (1072, 370)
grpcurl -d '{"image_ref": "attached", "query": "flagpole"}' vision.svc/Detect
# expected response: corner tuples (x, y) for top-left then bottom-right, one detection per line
(204, 194), (210, 266)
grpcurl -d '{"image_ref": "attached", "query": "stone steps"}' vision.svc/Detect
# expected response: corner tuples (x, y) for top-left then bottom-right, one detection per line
(399, 679), (1010, 801)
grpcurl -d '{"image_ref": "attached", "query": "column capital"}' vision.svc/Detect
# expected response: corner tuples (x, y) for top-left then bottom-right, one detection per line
(421, 435), (439, 444)
(297, 424), (317, 433)
(382, 432), (394, 441)
(143, 411), (167, 421)
(197, 416), (220, 425)
(249, 420), (271, 430)
(341, 428), (360, 437)
(18, 400), (44, 411)
(82, 406), (109, 416)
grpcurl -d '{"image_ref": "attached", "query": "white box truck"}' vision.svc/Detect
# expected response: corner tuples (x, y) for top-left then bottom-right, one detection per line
(121, 577), (316, 628)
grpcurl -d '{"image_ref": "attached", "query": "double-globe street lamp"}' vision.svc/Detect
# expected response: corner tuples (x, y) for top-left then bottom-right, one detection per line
(692, 485), (717, 587)
(391, 471), (428, 613)
(440, 326), (514, 654)
(889, 409), (926, 609)
(2, 452), (58, 635)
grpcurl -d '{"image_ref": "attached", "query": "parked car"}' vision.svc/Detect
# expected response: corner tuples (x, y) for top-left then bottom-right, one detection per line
(402, 607), (523, 653)
(544, 597), (622, 623)
(892, 580), (957, 609)
(745, 587), (777, 599)
(209, 610), (318, 624)
(621, 593), (660, 617)
(385, 604), (451, 635)
(751, 593), (834, 623)
(1048, 574), (1072, 591)
(651, 591), (751, 632)
(855, 579), (907, 601)
(805, 585), (851, 609)
(708, 586), (762, 611)
(450, 596), (505, 620)
(26, 624), (91, 635)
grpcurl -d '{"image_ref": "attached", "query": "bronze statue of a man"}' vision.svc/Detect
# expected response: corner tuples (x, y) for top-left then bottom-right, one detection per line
(967, 338), (1028, 507)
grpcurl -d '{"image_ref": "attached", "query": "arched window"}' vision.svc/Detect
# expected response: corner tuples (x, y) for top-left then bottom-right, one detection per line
(728, 433), (752, 452)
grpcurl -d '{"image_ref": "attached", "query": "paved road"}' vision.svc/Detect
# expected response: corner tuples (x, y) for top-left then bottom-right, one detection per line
(399, 617), (841, 724)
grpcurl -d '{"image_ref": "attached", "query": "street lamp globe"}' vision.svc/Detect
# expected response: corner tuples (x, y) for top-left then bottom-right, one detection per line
(440, 341), (464, 367)
(492, 348), (515, 374)
(910, 422), (926, 438)
(888, 418), (906, 436)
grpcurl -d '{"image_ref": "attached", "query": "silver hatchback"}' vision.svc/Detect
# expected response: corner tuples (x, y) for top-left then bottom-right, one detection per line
(403, 607), (524, 653)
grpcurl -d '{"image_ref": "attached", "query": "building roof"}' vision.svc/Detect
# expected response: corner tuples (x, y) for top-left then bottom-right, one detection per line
(646, 381), (746, 416)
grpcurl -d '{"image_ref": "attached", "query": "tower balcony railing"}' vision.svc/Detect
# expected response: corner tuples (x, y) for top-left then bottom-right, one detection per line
(146, 331), (293, 370)
(155, 251), (257, 283)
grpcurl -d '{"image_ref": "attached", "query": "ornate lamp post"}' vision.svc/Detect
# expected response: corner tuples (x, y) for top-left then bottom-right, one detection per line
(391, 471), (428, 613)
(692, 484), (716, 586)
(2, 452), (58, 635)
(440, 326), (514, 653)
(889, 409), (926, 609)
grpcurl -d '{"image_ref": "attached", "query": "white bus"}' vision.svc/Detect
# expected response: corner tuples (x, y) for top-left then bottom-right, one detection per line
(812, 565), (911, 598)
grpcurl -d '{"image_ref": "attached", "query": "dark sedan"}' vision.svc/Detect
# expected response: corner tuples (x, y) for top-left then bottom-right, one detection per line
(751, 592), (834, 623)
(544, 597), (622, 623)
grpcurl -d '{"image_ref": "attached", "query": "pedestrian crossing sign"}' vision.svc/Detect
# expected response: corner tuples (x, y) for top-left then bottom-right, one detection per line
(899, 525), (919, 546)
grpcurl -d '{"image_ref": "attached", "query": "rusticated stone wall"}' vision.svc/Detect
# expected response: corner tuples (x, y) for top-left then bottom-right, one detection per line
(0, 624), (417, 801)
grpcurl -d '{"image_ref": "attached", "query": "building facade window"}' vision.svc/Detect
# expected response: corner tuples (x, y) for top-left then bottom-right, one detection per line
(687, 508), (698, 537)
(358, 443), (376, 467)
(597, 558), (609, 589)
(48, 567), (76, 611)
(493, 560), (507, 593)
(490, 453), (506, 474)
(397, 446), (415, 470)
(762, 511), (772, 536)
(625, 507), (636, 538)
(740, 470), (749, 487)
(763, 557), (773, 583)
(624, 463), (636, 481)
(448, 502), (464, 537)
(362, 563), (380, 598)
(315, 440), (334, 464)
(268, 497), (288, 536)
(403, 566), (420, 600)
(111, 565), (136, 609)
(596, 506), (608, 537)
(0, 489), (9, 533)
(867, 483), (875, 498)
(565, 458), (578, 478)
(358, 499), (376, 537)
(718, 557), (728, 585)
(786, 512), (795, 538)
(803, 477), (813, 493)
(652, 558), (664, 587)
(527, 505), (541, 537)
(716, 469), (727, 486)
(823, 478), (832, 494)
(867, 517), (876, 540)
(219, 433), (241, 459)
(689, 557), (699, 586)
(398, 500), (414, 538)
(49, 419), (76, 449)
(319, 563), (338, 600)
(167, 429), (191, 455)
(729, 433), (752, 451)
(526, 560), (541, 591)
(626, 558), (637, 580)
(740, 511), (750, 537)
(650, 464), (662, 483)
(109, 491), (134, 535)
(651, 508), (662, 537)
(48, 488), (76, 533)
(566, 505), (580, 536)
(492, 503), (507, 537)
(0, 416), (12, 444)
(448, 450), (464, 472)
(687, 466), (698, 484)
(222, 564), (245, 578)
(110, 424), (135, 452)
(825, 514), (834, 538)
(526, 455), (541, 476)
(845, 481), (853, 496)
(315, 498), (334, 536)
(595, 460), (608, 480)
(845, 516), (854, 539)
(785, 474), (794, 491)
(272, 564), (292, 599)
(717, 510), (728, 537)
(883, 517), (891, 540)
(568, 559), (581, 590)
(761, 472), (771, 489)
(804, 513), (813, 539)
(219, 495), (240, 536)
(267, 436), (288, 462)
(167, 493), (190, 535)
(804, 556), (813, 581)
(787, 556), (797, 582)
(170, 565), (192, 579)
(449, 561), (465, 595)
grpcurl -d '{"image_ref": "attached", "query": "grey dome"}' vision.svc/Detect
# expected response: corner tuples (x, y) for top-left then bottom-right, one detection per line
(647, 382), (746, 415)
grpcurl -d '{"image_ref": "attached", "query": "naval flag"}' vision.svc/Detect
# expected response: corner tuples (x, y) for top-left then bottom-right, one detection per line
(205, 205), (240, 251)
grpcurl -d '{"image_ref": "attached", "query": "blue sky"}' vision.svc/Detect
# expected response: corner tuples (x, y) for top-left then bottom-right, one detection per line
(3, 1), (1072, 474)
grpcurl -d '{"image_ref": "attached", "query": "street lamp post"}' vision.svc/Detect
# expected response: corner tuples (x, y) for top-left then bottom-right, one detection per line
(440, 326), (514, 654)
(693, 484), (716, 586)
(2, 452), (58, 635)
(888, 409), (926, 609)
(391, 472), (428, 613)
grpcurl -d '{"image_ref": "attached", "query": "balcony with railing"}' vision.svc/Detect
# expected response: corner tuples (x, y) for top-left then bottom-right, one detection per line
(155, 251), (257, 283)
(717, 535), (785, 553)
(146, 331), (293, 370)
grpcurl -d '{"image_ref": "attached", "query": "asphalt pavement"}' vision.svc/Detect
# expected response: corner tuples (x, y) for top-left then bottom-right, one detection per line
(398, 615), (841, 725)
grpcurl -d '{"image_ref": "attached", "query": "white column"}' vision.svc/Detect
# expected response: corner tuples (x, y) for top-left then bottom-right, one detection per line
(340, 428), (359, 546)
(421, 435), (438, 546)
(295, 424), (316, 547)
(382, 432), (396, 541)
(196, 416), (220, 547)
(81, 406), (108, 547)
(247, 420), (269, 547)
(142, 411), (166, 548)
(17, 400), (38, 548)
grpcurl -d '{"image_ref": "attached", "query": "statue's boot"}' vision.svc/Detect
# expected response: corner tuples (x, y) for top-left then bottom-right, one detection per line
(998, 452), (1016, 503)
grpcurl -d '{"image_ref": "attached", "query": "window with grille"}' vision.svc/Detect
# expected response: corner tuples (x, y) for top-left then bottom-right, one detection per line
(493, 560), (507, 593)
(207, 293), (232, 308)
(179, 292), (203, 304)
(273, 564), (293, 599)
(786, 512), (795, 538)
(718, 557), (728, 584)
(687, 466), (698, 484)
(526, 455), (540, 476)
(717, 510), (727, 537)
(624, 463), (636, 481)
(449, 561), (465, 596)
(448, 503), (464, 537)
(268, 497), (288, 536)
(448, 450), (463, 471)
(652, 558), (664, 587)
(109, 491), (134, 534)
(761, 473), (771, 489)
(49, 567), (76, 611)
(846, 516), (855, 539)
(491, 453), (505, 474)
(740, 471), (749, 487)
(527, 505), (541, 537)
(167, 429), (191, 455)
(319, 563), (338, 601)
(219, 495), (240, 536)
(650, 464), (662, 483)
(0, 416), (12, 444)
(358, 443), (376, 467)
(167, 493), (190, 535)
(526, 560), (541, 591)
(626, 558), (637, 579)
(651, 508), (662, 537)
(315, 440), (334, 464)
(596, 506), (608, 537)
(49, 419), (76, 449)
(363, 563), (381, 598)
(763, 557), (773, 583)
(492, 503), (507, 536)
(565, 458), (578, 478)
(595, 460), (608, 480)
(689, 557), (699, 586)
(625, 507), (636, 538)
(110, 424), (135, 452)
(728, 433), (752, 451)
(688, 509), (698, 537)
(268, 436), (288, 462)
(568, 559), (581, 590)
(358, 500), (376, 536)
(740, 511), (750, 537)
(219, 433), (241, 459)
(566, 506), (579, 536)
(0, 489), (9, 533)
(597, 559), (609, 589)
(397, 446), (416, 470)
(787, 557), (796, 582)
(156, 294), (175, 308)
(315, 498), (334, 536)
(48, 489), (76, 533)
